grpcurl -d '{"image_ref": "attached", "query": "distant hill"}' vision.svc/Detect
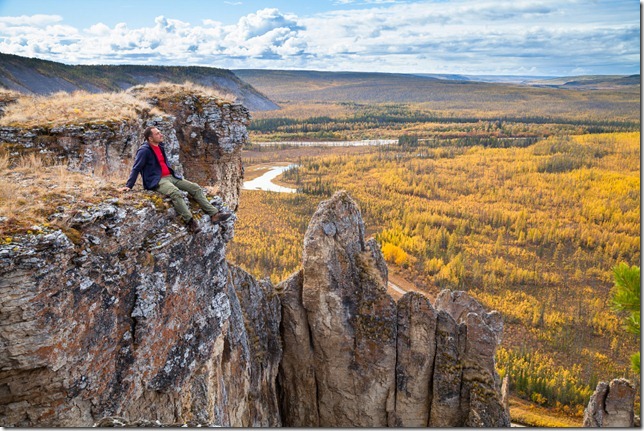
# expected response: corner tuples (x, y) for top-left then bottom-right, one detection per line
(232, 69), (454, 101)
(415, 74), (560, 84)
(0, 53), (278, 111)
(233, 69), (507, 103)
(410, 73), (639, 86)
(526, 74), (641, 88)
(232, 69), (641, 116)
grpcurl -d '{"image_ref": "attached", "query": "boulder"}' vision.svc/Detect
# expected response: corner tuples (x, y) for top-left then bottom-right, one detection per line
(583, 378), (636, 427)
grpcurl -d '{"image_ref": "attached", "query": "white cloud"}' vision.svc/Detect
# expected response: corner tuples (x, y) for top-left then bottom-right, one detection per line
(0, 14), (63, 27)
(295, 0), (639, 74)
(0, 0), (638, 75)
(87, 23), (111, 36)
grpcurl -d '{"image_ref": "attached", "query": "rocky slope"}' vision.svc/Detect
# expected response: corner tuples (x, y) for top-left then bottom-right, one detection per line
(1, 87), (509, 427)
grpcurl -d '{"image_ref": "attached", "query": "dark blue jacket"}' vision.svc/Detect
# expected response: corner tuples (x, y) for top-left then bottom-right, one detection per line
(125, 142), (181, 190)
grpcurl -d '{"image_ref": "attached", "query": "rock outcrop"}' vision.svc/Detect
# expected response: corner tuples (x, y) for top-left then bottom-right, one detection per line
(1, 186), (509, 427)
(0, 83), (249, 210)
(129, 85), (249, 210)
(0, 199), (281, 426)
(301, 191), (397, 427)
(434, 289), (507, 427)
(392, 292), (437, 426)
(0, 85), (272, 426)
(277, 190), (510, 427)
(583, 378), (636, 427)
(275, 270), (319, 426)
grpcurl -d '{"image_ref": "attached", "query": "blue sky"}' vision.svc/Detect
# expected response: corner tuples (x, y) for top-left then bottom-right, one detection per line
(0, 0), (640, 76)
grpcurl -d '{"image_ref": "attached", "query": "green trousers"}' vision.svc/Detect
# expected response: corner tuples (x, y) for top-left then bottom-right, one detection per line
(155, 176), (218, 222)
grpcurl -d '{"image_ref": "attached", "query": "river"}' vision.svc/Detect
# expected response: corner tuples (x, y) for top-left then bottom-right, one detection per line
(242, 164), (298, 193)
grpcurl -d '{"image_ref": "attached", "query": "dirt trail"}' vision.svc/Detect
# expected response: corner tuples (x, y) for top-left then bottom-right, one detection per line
(386, 272), (430, 301)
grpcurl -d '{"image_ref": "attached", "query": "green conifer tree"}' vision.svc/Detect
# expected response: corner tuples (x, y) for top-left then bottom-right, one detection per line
(610, 263), (640, 373)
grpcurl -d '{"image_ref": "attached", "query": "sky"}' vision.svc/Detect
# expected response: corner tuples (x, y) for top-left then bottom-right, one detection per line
(0, 0), (640, 77)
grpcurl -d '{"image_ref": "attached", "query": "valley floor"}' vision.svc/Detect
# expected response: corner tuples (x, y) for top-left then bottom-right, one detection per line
(231, 135), (640, 426)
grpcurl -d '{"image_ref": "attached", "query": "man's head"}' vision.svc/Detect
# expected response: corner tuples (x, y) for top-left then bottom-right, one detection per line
(144, 126), (163, 145)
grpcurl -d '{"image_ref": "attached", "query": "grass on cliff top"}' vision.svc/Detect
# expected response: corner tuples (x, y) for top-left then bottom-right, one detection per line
(0, 150), (218, 239)
(0, 152), (127, 238)
(0, 81), (236, 129)
(0, 89), (21, 104)
(0, 90), (163, 128)
(127, 81), (237, 105)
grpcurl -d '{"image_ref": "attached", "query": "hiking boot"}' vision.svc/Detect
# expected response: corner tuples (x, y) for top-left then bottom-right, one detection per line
(186, 218), (201, 234)
(211, 212), (233, 224)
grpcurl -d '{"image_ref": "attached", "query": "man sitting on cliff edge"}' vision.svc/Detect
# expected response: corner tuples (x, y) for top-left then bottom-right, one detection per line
(120, 126), (232, 233)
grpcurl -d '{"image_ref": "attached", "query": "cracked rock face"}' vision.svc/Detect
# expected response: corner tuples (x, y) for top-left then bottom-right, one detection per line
(276, 270), (319, 427)
(278, 190), (509, 427)
(392, 292), (437, 426)
(0, 201), (281, 427)
(1, 186), (510, 428)
(583, 378), (636, 427)
(131, 88), (249, 211)
(0, 86), (258, 427)
(301, 190), (397, 427)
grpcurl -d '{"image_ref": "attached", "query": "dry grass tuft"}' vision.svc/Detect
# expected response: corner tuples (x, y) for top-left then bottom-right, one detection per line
(15, 152), (47, 169)
(509, 397), (582, 427)
(0, 90), (162, 128)
(128, 81), (237, 104)
(0, 88), (22, 104)
(0, 151), (120, 236)
(0, 152), (9, 171)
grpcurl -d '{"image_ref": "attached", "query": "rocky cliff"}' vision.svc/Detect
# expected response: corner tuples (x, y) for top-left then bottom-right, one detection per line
(277, 191), (510, 427)
(1, 84), (280, 426)
(0, 202), (281, 426)
(1, 88), (509, 427)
